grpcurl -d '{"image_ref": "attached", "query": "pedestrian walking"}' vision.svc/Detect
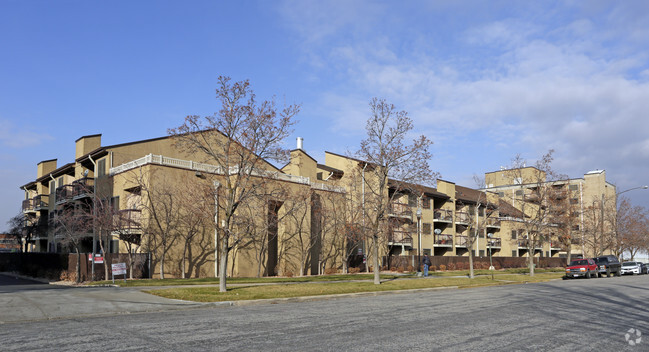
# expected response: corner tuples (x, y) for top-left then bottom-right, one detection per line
(422, 255), (432, 277)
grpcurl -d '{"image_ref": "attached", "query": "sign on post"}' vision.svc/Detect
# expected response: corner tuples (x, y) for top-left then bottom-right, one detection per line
(111, 262), (127, 284)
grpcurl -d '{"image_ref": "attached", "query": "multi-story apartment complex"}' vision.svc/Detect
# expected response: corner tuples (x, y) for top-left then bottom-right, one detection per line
(19, 132), (617, 278)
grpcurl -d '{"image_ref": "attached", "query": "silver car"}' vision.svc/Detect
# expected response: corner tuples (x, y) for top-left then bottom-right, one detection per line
(621, 261), (642, 275)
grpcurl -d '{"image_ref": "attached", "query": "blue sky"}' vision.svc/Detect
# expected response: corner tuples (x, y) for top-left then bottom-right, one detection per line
(2, 0), (649, 231)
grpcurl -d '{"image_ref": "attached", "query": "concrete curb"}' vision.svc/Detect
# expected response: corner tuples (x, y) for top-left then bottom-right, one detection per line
(199, 285), (460, 308)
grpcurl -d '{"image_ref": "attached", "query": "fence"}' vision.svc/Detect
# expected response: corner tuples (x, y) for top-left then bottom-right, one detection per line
(0, 252), (150, 281)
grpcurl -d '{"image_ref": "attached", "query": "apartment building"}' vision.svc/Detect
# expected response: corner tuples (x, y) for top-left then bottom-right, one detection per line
(484, 167), (617, 259)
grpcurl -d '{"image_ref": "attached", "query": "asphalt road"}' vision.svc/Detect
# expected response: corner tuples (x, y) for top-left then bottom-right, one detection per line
(1, 274), (648, 351)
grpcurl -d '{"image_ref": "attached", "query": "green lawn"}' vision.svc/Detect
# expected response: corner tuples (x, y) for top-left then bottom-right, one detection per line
(145, 273), (564, 302)
(89, 268), (564, 288)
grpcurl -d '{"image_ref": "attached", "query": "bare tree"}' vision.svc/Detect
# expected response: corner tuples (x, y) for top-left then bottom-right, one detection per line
(6, 213), (27, 252)
(615, 198), (649, 260)
(458, 189), (498, 279)
(548, 184), (581, 265)
(51, 205), (91, 283)
(169, 76), (299, 292)
(357, 98), (437, 285)
(505, 151), (561, 276)
(581, 196), (616, 258)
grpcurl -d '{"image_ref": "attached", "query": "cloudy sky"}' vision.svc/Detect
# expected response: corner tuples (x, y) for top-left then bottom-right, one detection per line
(1, 0), (648, 231)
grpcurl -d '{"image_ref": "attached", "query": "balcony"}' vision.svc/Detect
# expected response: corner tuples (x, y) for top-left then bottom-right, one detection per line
(455, 211), (470, 225)
(55, 185), (75, 204)
(388, 202), (412, 221)
(72, 177), (94, 199)
(388, 229), (413, 246)
(33, 195), (49, 210)
(113, 209), (142, 234)
(485, 217), (501, 228)
(433, 209), (453, 223)
(487, 237), (502, 248)
(455, 235), (468, 247)
(21, 198), (35, 213)
(433, 234), (453, 247)
(517, 239), (542, 249)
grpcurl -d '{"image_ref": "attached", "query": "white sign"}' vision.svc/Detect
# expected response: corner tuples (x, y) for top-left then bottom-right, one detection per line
(111, 263), (127, 276)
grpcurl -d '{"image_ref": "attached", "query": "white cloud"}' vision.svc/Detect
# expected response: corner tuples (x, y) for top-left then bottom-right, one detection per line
(0, 119), (53, 148)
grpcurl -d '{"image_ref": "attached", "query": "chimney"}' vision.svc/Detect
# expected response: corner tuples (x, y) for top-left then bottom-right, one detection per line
(296, 137), (304, 150)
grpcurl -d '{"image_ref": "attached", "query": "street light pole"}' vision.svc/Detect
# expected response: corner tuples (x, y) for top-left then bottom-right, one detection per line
(416, 196), (422, 275)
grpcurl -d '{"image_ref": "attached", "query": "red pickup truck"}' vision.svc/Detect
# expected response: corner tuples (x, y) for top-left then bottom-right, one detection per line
(564, 258), (599, 279)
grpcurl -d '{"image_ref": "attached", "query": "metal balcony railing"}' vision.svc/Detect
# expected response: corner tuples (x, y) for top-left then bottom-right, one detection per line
(433, 209), (453, 222)
(55, 185), (75, 204)
(487, 237), (502, 248)
(455, 211), (470, 224)
(434, 234), (453, 246)
(72, 177), (94, 199)
(455, 235), (468, 247)
(485, 218), (501, 228)
(21, 199), (34, 212)
(33, 195), (49, 210)
(388, 202), (412, 220)
(388, 230), (413, 245)
(114, 209), (142, 231)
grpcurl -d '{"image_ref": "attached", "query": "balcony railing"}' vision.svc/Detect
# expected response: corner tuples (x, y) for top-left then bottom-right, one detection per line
(517, 239), (542, 249)
(33, 195), (49, 210)
(455, 211), (470, 225)
(114, 209), (142, 231)
(55, 185), (75, 204)
(388, 229), (413, 246)
(72, 177), (94, 199)
(455, 235), (468, 247)
(22, 199), (34, 212)
(433, 234), (453, 246)
(388, 202), (412, 221)
(485, 218), (501, 228)
(487, 237), (502, 248)
(433, 209), (453, 222)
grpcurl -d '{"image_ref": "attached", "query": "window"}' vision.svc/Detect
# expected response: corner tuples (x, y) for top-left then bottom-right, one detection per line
(316, 172), (323, 180)
(479, 250), (485, 257)
(423, 249), (431, 256)
(497, 192), (504, 197)
(49, 180), (55, 195)
(569, 184), (579, 191)
(111, 196), (120, 212)
(422, 223), (431, 234)
(422, 197), (430, 209)
(511, 229), (517, 240)
(572, 225), (580, 231)
(512, 250), (518, 257)
(515, 190), (523, 196)
(408, 194), (417, 207)
(98, 159), (106, 177)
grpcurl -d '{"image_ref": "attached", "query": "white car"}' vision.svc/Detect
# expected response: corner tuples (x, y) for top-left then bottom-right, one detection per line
(621, 261), (642, 275)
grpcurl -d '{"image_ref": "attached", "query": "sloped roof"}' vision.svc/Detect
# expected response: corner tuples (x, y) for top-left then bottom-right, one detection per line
(498, 199), (526, 218)
(388, 179), (449, 199)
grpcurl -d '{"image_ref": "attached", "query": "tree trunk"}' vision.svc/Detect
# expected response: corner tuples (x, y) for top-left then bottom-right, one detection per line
(160, 251), (166, 279)
(181, 243), (188, 279)
(219, 230), (229, 292)
(75, 248), (81, 283)
(372, 234), (380, 284)
(528, 252), (535, 276)
(468, 248), (474, 279)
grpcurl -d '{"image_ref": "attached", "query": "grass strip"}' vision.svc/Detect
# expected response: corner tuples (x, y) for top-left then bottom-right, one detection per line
(90, 268), (564, 287)
(145, 273), (563, 302)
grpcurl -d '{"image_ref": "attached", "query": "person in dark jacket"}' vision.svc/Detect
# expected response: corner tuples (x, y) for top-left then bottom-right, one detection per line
(422, 255), (432, 277)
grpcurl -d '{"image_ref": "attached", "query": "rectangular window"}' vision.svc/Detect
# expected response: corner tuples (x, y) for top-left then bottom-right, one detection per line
(422, 223), (431, 234)
(572, 225), (580, 231)
(316, 172), (323, 180)
(111, 196), (120, 212)
(57, 177), (63, 188)
(408, 194), (417, 207)
(97, 159), (106, 177)
(515, 190), (523, 196)
(498, 192), (504, 197)
(512, 250), (518, 257)
(511, 229), (517, 240)
(422, 197), (430, 209)
(479, 250), (485, 257)
(569, 184), (579, 191)
(49, 180), (55, 195)
(423, 249), (431, 256)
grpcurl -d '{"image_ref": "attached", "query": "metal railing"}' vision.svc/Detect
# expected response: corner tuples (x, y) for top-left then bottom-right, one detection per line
(485, 217), (501, 227)
(55, 185), (75, 204)
(389, 202), (412, 219)
(455, 211), (470, 224)
(455, 235), (468, 247)
(434, 234), (453, 246)
(487, 237), (502, 247)
(433, 209), (453, 222)
(388, 230), (413, 245)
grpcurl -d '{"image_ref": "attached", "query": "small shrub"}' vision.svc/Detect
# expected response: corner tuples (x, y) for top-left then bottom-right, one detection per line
(407, 265), (414, 272)
(324, 268), (337, 275)
(439, 264), (447, 271)
(396, 266), (405, 273)
(456, 262), (465, 270)
(390, 267), (397, 272)
(430, 265), (436, 272)
(447, 263), (456, 271)
(59, 270), (76, 282)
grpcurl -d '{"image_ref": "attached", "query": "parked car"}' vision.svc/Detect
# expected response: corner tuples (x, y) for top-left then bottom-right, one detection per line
(594, 255), (622, 277)
(564, 258), (599, 279)
(621, 261), (643, 275)
(642, 263), (649, 275)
